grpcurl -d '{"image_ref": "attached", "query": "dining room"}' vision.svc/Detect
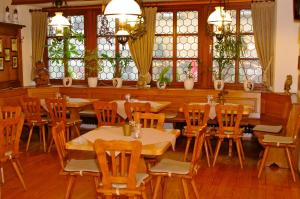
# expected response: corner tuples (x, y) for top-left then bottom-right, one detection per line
(0, 0), (300, 199)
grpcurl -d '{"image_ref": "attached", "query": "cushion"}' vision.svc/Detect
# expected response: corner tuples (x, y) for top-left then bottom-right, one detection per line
(253, 125), (282, 133)
(64, 159), (99, 172)
(263, 135), (293, 144)
(149, 158), (191, 175)
(112, 173), (149, 188)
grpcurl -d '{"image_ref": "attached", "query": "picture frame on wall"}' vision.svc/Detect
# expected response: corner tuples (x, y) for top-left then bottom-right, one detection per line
(4, 49), (10, 61)
(0, 58), (3, 71)
(0, 39), (2, 54)
(12, 56), (18, 69)
(11, 38), (17, 52)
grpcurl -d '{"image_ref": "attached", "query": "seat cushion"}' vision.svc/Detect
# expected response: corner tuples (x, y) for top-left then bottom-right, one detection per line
(64, 159), (99, 172)
(149, 158), (191, 175)
(263, 135), (293, 144)
(111, 173), (149, 189)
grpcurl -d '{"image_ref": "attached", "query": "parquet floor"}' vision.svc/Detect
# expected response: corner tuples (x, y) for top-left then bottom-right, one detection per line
(1, 134), (300, 199)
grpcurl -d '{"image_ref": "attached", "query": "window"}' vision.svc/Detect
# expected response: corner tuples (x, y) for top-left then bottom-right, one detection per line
(97, 15), (138, 81)
(212, 9), (262, 84)
(48, 15), (85, 80)
(153, 11), (199, 84)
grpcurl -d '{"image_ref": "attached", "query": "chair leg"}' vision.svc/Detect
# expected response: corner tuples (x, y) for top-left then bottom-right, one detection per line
(0, 166), (4, 184)
(42, 126), (47, 152)
(26, 126), (34, 152)
(228, 139), (233, 157)
(204, 141), (211, 167)
(181, 178), (189, 199)
(15, 158), (24, 174)
(235, 139), (243, 169)
(73, 124), (81, 137)
(191, 179), (200, 199)
(48, 138), (54, 153)
(285, 147), (296, 182)
(65, 175), (76, 199)
(184, 137), (192, 161)
(212, 139), (223, 167)
(258, 146), (269, 178)
(141, 190), (148, 199)
(206, 136), (214, 157)
(152, 176), (162, 199)
(11, 159), (27, 190)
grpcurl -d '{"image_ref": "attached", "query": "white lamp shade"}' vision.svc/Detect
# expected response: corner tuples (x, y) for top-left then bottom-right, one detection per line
(104, 0), (141, 20)
(207, 7), (232, 26)
(116, 29), (130, 36)
(49, 12), (70, 27)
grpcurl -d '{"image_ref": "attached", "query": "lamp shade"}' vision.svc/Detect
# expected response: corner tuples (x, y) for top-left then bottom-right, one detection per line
(49, 12), (70, 27)
(104, 0), (142, 20)
(207, 7), (232, 26)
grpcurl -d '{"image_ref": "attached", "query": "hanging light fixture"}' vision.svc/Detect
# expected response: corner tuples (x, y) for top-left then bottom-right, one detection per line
(102, 0), (146, 45)
(207, 0), (232, 40)
(48, 0), (70, 37)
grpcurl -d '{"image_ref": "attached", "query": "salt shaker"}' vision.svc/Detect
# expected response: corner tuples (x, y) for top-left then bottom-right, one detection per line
(134, 123), (142, 139)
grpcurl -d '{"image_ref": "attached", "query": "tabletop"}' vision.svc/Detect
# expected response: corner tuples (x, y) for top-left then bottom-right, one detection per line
(66, 126), (180, 156)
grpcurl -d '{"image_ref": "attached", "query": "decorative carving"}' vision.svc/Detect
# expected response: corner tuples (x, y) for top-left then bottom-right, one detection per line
(284, 74), (292, 95)
(34, 61), (50, 87)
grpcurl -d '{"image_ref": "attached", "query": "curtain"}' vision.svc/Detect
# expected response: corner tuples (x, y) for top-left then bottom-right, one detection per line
(31, 11), (48, 80)
(251, 2), (275, 89)
(128, 7), (157, 84)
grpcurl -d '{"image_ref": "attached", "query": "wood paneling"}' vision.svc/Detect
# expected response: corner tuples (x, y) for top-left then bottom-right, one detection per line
(0, 22), (25, 89)
(27, 87), (59, 99)
(0, 87), (27, 106)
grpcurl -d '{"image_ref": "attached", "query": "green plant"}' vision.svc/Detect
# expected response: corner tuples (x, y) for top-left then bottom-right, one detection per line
(101, 52), (131, 78)
(157, 67), (171, 83)
(47, 28), (84, 78)
(213, 33), (246, 80)
(84, 48), (102, 77)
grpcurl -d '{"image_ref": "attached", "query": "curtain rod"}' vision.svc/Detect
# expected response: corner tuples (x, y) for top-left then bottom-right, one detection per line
(29, 9), (44, 12)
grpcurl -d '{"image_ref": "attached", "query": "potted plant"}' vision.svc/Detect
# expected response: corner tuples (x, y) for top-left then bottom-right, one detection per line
(48, 28), (84, 87)
(101, 52), (131, 88)
(183, 62), (195, 90)
(84, 48), (102, 87)
(213, 32), (245, 90)
(157, 67), (171, 89)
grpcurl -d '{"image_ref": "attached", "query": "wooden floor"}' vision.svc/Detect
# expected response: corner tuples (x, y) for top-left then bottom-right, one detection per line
(2, 133), (300, 199)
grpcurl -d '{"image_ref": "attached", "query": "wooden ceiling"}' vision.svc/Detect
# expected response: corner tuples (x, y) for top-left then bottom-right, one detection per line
(12, 0), (252, 6)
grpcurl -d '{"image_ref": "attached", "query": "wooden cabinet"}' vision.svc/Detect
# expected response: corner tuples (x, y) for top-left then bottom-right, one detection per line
(0, 22), (25, 89)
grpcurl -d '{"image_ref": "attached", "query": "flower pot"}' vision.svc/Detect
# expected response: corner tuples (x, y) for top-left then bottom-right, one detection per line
(243, 79), (254, 91)
(112, 77), (122, 88)
(87, 77), (98, 87)
(184, 78), (194, 90)
(63, 77), (72, 87)
(214, 79), (224, 90)
(157, 81), (166, 89)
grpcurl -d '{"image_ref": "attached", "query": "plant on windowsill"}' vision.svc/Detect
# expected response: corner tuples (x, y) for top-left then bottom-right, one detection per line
(48, 28), (84, 87)
(157, 67), (171, 89)
(84, 48), (102, 87)
(213, 30), (246, 90)
(101, 52), (131, 88)
(183, 62), (196, 90)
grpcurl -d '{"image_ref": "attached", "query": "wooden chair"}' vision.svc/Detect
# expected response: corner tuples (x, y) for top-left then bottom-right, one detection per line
(149, 122), (206, 199)
(182, 104), (211, 164)
(124, 101), (151, 121)
(46, 98), (81, 152)
(93, 101), (117, 127)
(133, 112), (165, 129)
(52, 121), (100, 199)
(0, 113), (26, 190)
(257, 115), (300, 182)
(0, 106), (21, 119)
(94, 139), (151, 198)
(21, 97), (48, 152)
(212, 104), (245, 168)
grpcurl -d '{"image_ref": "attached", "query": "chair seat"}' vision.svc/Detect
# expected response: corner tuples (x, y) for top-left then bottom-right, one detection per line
(25, 118), (48, 126)
(5, 150), (13, 157)
(182, 126), (200, 137)
(64, 159), (99, 173)
(150, 158), (191, 175)
(110, 173), (149, 189)
(263, 135), (294, 144)
(66, 119), (81, 126)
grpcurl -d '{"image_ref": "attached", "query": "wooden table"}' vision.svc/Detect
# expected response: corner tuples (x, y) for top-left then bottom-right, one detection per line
(66, 126), (180, 156)
(40, 98), (98, 120)
(113, 100), (171, 119)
